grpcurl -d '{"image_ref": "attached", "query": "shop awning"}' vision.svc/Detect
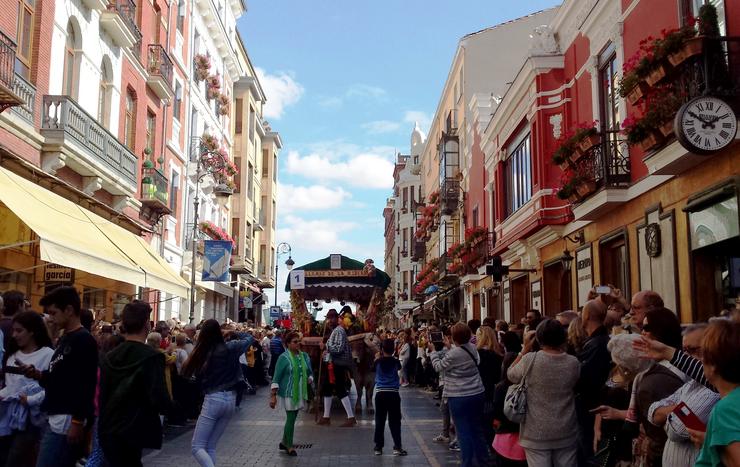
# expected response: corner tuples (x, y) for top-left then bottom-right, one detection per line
(0, 167), (190, 298)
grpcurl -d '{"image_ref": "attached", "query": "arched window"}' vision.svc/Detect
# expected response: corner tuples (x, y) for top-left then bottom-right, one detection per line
(62, 21), (79, 98)
(98, 57), (113, 128)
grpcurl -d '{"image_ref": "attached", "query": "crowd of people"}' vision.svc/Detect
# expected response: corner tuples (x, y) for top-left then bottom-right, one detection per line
(0, 285), (738, 467)
(379, 287), (740, 467)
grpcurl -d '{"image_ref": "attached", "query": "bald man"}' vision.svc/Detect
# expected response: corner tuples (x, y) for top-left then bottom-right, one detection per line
(628, 290), (664, 330)
(576, 300), (612, 459)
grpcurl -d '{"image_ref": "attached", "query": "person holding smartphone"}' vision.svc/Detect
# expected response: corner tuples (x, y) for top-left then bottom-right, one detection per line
(0, 311), (54, 467)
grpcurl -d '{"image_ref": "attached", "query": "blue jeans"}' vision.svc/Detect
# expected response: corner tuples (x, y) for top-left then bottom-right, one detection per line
(191, 390), (236, 467)
(448, 392), (491, 467)
(36, 428), (79, 467)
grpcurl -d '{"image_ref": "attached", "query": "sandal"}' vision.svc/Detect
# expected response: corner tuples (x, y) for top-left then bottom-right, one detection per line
(287, 449), (298, 456)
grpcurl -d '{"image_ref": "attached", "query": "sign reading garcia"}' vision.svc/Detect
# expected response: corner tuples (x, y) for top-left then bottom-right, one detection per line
(44, 263), (74, 283)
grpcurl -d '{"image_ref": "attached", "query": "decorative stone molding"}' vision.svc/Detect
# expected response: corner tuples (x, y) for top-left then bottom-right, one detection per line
(111, 195), (129, 212)
(82, 176), (103, 196)
(529, 25), (560, 55)
(549, 113), (563, 139)
(41, 152), (66, 175)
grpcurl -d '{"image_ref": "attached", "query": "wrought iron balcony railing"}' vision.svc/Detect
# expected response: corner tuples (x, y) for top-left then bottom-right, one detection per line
(573, 130), (631, 198)
(411, 240), (425, 262)
(441, 178), (460, 215)
(146, 44), (174, 99)
(0, 30), (22, 113)
(140, 166), (169, 208)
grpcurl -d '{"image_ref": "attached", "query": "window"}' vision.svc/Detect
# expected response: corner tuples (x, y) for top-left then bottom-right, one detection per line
(15, 0), (34, 80)
(231, 218), (240, 255)
(152, 5), (161, 44)
(272, 200), (276, 227)
(173, 82), (182, 121)
(247, 162), (254, 198)
(233, 157), (241, 192)
(176, 0), (185, 33)
(145, 110), (156, 152)
(273, 154), (277, 182)
(98, 58), (112, 128)
(63, 22), (78, 98)
(682, 0), (726, 35)
(402, 187), (408, 210)
(504, 132), (532, 216)
(599, 44), (620, 133)
(262, 149), (269, 177)
(472, 206), (479, 228)
(124, 89), (136, 150)
(234, 98), (243, 134)
(599, 233), (630, 297)
(169, 168), (179, 212)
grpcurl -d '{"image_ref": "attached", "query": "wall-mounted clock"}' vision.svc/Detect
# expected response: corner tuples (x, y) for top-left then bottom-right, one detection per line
(675, 96), (737, 155)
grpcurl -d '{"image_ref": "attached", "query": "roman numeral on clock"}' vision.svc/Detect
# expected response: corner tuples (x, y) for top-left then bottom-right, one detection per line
(723, 122), (733, 129)
(720, 130), (730, 139)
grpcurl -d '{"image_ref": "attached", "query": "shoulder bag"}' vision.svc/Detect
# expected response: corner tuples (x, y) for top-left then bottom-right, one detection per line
(503, 352), (537, 424)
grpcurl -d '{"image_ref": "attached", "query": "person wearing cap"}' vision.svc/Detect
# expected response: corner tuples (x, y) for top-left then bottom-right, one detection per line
(318, 308), (356, 426)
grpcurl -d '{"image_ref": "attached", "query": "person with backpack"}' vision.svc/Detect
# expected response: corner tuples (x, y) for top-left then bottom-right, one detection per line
(182, 319), (254, 467)
(98, 300), (171, 467)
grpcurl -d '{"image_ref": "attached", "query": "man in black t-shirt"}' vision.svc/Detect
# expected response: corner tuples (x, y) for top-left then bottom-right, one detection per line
(20, 286), (98, 467)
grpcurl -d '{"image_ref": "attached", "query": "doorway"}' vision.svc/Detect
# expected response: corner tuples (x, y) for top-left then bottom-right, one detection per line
(510, 275), (529, 325)
(543, 261), (572, 316)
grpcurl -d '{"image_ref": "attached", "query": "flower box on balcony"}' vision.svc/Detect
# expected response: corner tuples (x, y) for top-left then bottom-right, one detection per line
(667, 36), (703, 67)
(578, 133), (601, 153)
(659, 120), (674, 138)
(575, 179), (597, 197)
(638, 132), (663, 152)
(570, 147), (586, 164)
(645, 63), (670, 87)
(626, 82), (649, 105)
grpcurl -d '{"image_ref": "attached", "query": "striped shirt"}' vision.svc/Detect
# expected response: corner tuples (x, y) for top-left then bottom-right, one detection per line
(670, 350), (716, 391)
(648, 380), (720, 467)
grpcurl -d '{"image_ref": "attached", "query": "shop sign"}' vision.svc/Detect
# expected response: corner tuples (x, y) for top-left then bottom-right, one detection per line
(305, 269), (369, 278)
(290, 270), (305, 289)
(576, 246), (593, 308)
(531, 280), (542, 312)
(330, 254), (342, 269)
(44, 264), (74, 283)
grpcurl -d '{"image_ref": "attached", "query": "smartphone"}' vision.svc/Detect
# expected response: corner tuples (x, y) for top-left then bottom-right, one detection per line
(3, 366), (25, 375)
(429, 331), (443, 343)
(672, 402), (706, 431)
(595, 285), (611, 294)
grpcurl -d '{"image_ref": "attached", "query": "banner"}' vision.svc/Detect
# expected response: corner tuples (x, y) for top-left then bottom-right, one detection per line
(202, 240), (232, 281)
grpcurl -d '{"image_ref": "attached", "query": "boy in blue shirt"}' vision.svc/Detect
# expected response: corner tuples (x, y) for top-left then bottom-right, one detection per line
(374, 338), (407, 456)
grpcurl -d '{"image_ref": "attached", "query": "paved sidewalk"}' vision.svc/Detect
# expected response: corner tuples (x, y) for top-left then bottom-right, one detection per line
(143, 386), (462, 466)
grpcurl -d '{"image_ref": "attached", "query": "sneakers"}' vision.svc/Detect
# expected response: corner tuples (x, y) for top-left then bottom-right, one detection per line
(433, 434), (450, 443)
(374, 446), (382, 456)
(448, 441), (460, 452)
(317, 417), (331, 425)
(393, 448), (408, 456)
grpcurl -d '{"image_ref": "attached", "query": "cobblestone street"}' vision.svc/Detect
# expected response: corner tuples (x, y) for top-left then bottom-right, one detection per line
(144, 387), (461, 467)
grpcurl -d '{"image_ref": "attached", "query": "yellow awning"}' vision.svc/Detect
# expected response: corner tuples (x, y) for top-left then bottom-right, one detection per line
(0, 167), (190, 298)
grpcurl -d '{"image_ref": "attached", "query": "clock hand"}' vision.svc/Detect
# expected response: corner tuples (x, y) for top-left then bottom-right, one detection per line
(687, 110), (711, 124)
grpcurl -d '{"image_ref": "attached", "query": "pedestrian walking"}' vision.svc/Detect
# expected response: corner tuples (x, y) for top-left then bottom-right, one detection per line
(317, 309), (356, 426)
(20, 286), (98, 467)
(182, 319), (254, 467)
(269, 331), (313, 457)
(98, 300), (171, 467)
(373, 338), (407, 457)
(0, 311), (53, 467)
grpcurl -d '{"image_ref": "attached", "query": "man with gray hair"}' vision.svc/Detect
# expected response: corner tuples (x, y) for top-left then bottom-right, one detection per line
(628, 290), (664, 330)
(556, 310), (579, 328)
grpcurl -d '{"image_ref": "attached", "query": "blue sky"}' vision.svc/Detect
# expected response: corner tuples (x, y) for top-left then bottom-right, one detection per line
(238, 0), (560, 307)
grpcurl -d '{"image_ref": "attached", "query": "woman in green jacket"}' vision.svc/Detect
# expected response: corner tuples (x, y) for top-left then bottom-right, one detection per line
(269, 330), (313, 456)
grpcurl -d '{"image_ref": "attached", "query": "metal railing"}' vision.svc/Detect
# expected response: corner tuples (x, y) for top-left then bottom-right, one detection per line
(0, 30), (16, 91)
(41, 95), (137, 186)
(11, 72), (35, 125)
(441, 178), (460, 215)
(411, 240), (425, 262)
(575, 130), (631, 191)
(109, 0), (142, 44)
(147, 44), (173, 90)
(141, 166), (169, 205)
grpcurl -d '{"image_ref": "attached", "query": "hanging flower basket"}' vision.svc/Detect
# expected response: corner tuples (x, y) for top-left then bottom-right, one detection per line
(194, 54), (211, 82)
(201, 133), (219, 152)
(575, 179), (597, 197)
(638, 132), (662, 152)
(626, 82), (649, 105)
(658, 120), (674, 137)
(577, 132), (601, 153)
(217, 94), (230, 116)
(645, 63), (670, 87)
(213, 183), (233, 197)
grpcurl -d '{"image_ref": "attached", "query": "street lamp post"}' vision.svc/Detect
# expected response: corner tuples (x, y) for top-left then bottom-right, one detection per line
(188, 137), (232, 324)
(274, 242), (294, 309)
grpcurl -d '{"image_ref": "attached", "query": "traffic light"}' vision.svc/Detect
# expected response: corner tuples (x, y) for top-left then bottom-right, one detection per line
(486, 255), (508, 282)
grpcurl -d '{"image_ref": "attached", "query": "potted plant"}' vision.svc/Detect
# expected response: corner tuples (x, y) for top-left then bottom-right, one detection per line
(142, 176), (152, 185)
(143, 160), (154, 169)
(157, 156), (165, 166)
(201, 133), (219, 152)
(217, 93), (230, 116)
(622, 115), (662, 152)
(194, 54), (211, 81)
(143, 147), (153, 156)
(575, 176), (597, 197)
(552, 133), (576, 170)
(206, 74), (221, 100)
(573, 122), (601, 152)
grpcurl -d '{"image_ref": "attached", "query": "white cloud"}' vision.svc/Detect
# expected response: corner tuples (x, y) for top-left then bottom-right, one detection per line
(255, 67), (304, 119)
(278, 183), (351, 213)
(346, 84), (387, 100)
(403, 110), (433, 134)
(361, 120), (402, 134)
(317, 96), (343, 109)
(276, 215), (357, 253)
(285, 150), (394, 189)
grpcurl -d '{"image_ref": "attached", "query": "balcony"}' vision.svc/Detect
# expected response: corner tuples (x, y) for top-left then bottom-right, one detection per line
(441, 178), (460, 215)
(9, 72), (35, 125)
(230, 256), (254, 275)
(411, 240), (425, 262)
(639, 36), (740, 176)
(100, 0), (142, 48)
(438, 253), (459, 286)
(571, 131), (631, 221)
(146, 44), (174, 101)
(82, 0), (106, 11)
(0, 31), (23, 114)
(41, 95), (138, 196)
(254, 208), (264, 231)
(139, 166), (170, 218)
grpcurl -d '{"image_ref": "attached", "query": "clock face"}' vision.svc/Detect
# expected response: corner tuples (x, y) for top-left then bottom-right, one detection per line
(676, 96), (738, 154)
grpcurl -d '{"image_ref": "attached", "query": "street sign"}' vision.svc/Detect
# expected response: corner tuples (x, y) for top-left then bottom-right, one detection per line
(290, 269), (305, 289)
(269, 306), (282, 320)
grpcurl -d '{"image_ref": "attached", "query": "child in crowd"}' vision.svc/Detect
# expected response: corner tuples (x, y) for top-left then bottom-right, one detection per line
(373, 339), (407, 456)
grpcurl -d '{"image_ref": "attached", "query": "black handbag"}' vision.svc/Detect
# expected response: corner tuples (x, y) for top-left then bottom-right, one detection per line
(587, 436), (617, 467)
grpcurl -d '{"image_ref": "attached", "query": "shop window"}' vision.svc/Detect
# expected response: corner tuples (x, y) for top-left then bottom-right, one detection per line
(15, 0), (34, 80)
(82, 287), (105, 311)
(543, 261), (572, 316)
(0, 268), (31, 297)
(504, 132), (532, 217)
(599, 232), (630, 297)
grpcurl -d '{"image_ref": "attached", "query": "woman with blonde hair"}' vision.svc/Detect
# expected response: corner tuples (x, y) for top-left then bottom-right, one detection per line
(476, 325), (503, 447)
(567, 316), (587, 355)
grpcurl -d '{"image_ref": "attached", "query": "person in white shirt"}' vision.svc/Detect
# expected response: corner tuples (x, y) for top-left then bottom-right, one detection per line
(0, 311), (54, 466)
